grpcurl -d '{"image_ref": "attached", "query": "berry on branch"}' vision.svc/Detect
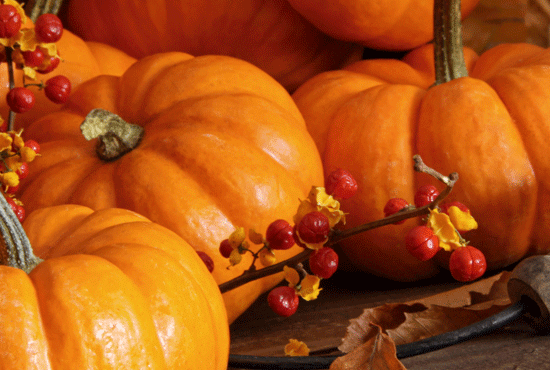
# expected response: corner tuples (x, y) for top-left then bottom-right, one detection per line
(325, 168), (358, 200)
(0, 4), (21, 39)
(383, 197), (410, 224)
(308, 247), (338, 279)
(267, 286), (299, 317)
(414, 184), (440, 207)
(449, 246), (487, 282)
(405, 225), (440, 261)
(6, 87), (35, 113)
(44, 75), (71, 104)
(265, 219), (295, 250)
(296, 211), (330, 245)
(34, 13), (63, 43)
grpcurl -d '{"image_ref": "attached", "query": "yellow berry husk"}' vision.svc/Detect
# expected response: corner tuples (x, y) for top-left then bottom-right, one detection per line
(259, 248), (276, 266)
(228, 227), (246, 248)
(21, 147), (37, 162)
(1, 171), (19, 187)
(229, 249), (243, 266)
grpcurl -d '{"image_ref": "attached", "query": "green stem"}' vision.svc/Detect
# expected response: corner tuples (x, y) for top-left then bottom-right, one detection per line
(23, 0), (64, 22)
(433, 0), (468, 85)
(0, 195), (42, 273)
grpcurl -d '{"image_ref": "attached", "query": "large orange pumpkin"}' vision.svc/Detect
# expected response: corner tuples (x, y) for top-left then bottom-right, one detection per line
(3, 23), (136, 128)
(292, 0), (550, 281)
(285, 0), (480, 51)
(59, 0), (363, 92)
(0, 200), (229, 369)
(17, 52), (324, 322)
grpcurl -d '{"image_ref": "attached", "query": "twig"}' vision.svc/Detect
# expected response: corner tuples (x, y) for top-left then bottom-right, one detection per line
(218, 155), (459, 293)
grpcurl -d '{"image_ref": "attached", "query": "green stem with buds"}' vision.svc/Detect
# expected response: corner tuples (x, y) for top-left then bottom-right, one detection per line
(433, 0), (468, 85)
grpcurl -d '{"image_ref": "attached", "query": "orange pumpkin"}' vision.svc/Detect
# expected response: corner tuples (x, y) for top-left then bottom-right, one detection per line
(0, 201), (229, 369)
(292, 0), (550, 281)
(59, 0), (363, 91)
(285, 0), (480, 51)
(5, 27), (136, 128)
(18, 52), (324, 322)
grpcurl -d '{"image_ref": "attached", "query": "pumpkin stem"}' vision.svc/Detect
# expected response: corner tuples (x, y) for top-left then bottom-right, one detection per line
(0, 195), (42, 273)
(24, 0), (64, 22)
(80, 109), (145, 162)
(433, 0), (468, 85)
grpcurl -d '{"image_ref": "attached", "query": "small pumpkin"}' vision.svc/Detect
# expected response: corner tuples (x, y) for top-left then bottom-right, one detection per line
(4, 26), (136, 128)
(18, 52), (324, 322)
(0, 200), (229, 369)
(285, 0), (480, 51)
(292, 0), (550, 281)
(59, 0), (363, 91)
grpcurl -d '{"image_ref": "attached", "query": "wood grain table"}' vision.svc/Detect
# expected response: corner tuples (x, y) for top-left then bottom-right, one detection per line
(228, 268), (550, 370)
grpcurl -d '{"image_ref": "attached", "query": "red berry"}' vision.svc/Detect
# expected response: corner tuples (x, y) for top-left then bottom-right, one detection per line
(36, 55), (60, 74)
(0, 4), (21, 38)
(24, 140), (40, 154)
(196, 251), (214, 273)
(21, 48), (45, 68)
(16, 162), (28, 180)
(325, 168), (358, 200)
(44, 75), (71, 104)
(4, 183), (19, 194)
(297, 211), (330, 244)
(309, 247), (339, 279)
(449, 246), (487, 282)
(5, 197), (24, 223)
(219, 239), (233, 258)
(6, 87), (35, 113)
(34, 13), (63, 43)
(404, 225), (440, 261)
(414, 184), (440, 207)
(383, 198), (409, 224)
(265, 219), (295, 250)
(267, 286), (299, 317)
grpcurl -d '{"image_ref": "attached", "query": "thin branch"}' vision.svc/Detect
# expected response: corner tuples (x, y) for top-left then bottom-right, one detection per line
(218, 155), (460, 294)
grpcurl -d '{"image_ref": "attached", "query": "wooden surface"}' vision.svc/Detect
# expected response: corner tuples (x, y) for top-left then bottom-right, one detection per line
(228, 268), (550, 369)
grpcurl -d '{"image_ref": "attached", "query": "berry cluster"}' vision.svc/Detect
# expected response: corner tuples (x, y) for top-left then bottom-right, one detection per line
(0, 131), (40, 222)
(0, 1), (71, 115)
(384, 184), (487, 282)
(219, 168), (357, 317)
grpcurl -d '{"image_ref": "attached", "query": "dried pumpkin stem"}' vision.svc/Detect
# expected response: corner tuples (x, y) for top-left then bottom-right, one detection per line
(433, 0), (468, 85)
(80, 108), (145, 161)
(24, 0), (64, 22)
(0, 195), (42, 273)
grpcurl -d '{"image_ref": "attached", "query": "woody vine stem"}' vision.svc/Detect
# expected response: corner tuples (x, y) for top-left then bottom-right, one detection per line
(218, 155), (458, 293)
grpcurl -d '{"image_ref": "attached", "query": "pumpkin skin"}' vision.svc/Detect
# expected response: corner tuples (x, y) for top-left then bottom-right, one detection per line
(1, 204), (229, 369)
(286, 0), (480, 51)
(292, 43), (550, 281)
(5, 28), (136, 128)
(18, 52), (325, 323)
(59, 0), (363, 92)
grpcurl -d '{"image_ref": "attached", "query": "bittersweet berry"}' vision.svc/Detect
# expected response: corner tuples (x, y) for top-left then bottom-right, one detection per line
(309, 247), (338, 279)
(265, 219), (295, 250)
(297, 211), (330, 244)
(267, 286), (299, 317)
(196, 251), (214, 273)
(24, 140), (40, 154)
(404, 225), (440, 261)
(219, 239), (233, 258)
(325, 168), (358, 200)
(383, 197), (409, 224)
(5, 196), (24, 222)
(414, 184), (440, 207)
(21, 48), (45, 68)
(0, 4), (21, 38)
(36, 55), (60, 74)
(6, 87), (35, 113)
(34, 13), (63, 43)
(44, 75), (71, 104)
(449, 246), (487, 282)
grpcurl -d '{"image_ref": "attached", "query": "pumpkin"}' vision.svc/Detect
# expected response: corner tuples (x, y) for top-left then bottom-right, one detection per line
(59, 0), (363, 92)
(0, 199), (229, 369)
(285, 0), (480, 51)
(5, 26), (136, 128)
(292, 0), (550, 281)
(17, 52), (324, 323)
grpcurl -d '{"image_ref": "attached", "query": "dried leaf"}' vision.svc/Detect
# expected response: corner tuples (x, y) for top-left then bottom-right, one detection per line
(340, 272), (512, 353)
(330, 323), (406, 370)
